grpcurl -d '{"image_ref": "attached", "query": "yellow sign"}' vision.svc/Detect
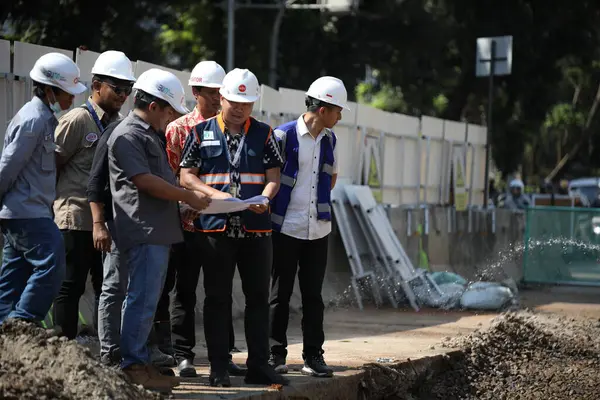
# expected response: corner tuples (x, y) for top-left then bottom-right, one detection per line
(453, 147), (468, 211)
(368, 153), (379, 186)
(367, 144), (382, 202)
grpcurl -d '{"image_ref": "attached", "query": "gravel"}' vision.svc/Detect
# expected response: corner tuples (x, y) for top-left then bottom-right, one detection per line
(360, 311), (600, 399)
(0, 319), (161, 400)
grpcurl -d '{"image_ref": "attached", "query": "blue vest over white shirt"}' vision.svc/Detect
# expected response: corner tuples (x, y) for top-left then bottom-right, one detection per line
(271, 115), (337, 240)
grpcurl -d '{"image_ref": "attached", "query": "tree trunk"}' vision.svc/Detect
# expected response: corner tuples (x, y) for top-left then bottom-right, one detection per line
(545, 81), (600, 182)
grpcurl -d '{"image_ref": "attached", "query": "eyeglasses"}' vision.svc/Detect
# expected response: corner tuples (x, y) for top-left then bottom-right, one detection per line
(103, 81), (133, 96)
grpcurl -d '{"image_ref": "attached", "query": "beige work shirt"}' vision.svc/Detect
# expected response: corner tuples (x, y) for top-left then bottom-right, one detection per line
(54, 98), (120, 231)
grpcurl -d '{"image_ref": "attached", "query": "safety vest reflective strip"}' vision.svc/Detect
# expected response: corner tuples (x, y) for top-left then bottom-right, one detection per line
(200, 173), (230, 185)
(240, 173), (265, 185)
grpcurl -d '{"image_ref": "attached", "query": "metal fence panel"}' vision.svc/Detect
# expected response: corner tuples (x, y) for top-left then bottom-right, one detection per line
(523, 206), (600, 286)
(1, 40), (489, 208)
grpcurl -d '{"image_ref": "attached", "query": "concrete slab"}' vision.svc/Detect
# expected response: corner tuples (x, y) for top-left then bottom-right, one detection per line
(168, 287), (600, 399)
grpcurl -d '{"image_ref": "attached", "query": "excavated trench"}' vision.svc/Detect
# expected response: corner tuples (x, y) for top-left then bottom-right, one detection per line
(1, 311), (599, 399)
(357, 311), (600, 400)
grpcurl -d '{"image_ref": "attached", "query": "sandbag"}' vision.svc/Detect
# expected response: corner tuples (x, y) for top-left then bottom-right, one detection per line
(430, 271), (468, 286)
(415, 281), (465, 309)
(460, 283), (515, 310)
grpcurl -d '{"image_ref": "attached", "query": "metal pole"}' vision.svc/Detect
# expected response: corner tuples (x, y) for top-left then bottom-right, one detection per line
(483, 40), (496, 209)
(268, 1), (286, 88)
(226, 0), (235, 72)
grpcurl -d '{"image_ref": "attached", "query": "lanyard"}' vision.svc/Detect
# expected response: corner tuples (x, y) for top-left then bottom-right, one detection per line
(84, 100), (105, 133)
(226, 134), (246, 169)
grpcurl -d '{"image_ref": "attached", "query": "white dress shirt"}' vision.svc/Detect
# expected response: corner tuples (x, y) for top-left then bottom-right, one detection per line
(276, 115), (339, 241)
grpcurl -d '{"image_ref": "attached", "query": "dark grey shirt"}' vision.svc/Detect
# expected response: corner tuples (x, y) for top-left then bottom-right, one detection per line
(107, 112), (183, 252)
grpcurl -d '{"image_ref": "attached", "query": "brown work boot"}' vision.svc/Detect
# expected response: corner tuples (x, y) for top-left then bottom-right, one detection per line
(122, 364), (174, 393)
(146, 364), (181, 388)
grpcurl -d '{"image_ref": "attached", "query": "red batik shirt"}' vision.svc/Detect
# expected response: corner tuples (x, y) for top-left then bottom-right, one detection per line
(165, 106), (206, 232)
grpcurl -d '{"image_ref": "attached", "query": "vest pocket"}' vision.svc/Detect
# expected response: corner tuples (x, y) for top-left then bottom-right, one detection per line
(200, 141), (223, 159)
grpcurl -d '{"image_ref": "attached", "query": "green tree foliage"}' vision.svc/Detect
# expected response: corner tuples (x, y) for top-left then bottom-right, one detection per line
(2, 0), (600, 180)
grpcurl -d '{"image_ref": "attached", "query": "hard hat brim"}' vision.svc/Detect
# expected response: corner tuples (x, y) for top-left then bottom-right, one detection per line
(219, 90), (259, 103)
(29, 73), (88, 96)
(305, 92), (350, 110)
(91, 69), (137, 82)
(172, 103), (190, 115)
(188, 81), (224, 88)
(64, 82), (88, 95)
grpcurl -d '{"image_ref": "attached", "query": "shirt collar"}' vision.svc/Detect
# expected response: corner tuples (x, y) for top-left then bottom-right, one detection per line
(297, 114), (330, 139)
(192, 106), (203, 121)
(88, 97), (122, 124)
(87, 97), (106, 121)
(31, 96), (55, 121)
(217, 112), (252, 135)
(130, 111), (152, 131)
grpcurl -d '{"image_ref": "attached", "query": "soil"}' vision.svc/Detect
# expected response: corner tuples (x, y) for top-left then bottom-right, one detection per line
(0, 319), (161, 400)
(359, 311), (600, 399)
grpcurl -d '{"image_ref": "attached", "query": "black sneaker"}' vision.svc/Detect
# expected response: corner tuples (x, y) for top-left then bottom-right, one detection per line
(245, 365), (290, 386)
(227, 359), (247, 376)
(209, 370), (231, 387)
(268, 353), (288, 374)
(302, 353), (333, 378)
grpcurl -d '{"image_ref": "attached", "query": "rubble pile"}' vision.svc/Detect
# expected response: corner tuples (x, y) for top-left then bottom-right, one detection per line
(0, 320), (160, 400)
(361, 311), (600, 399)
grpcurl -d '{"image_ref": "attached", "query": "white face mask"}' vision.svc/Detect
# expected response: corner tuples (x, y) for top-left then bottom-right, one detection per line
(49, 90), (63, 115)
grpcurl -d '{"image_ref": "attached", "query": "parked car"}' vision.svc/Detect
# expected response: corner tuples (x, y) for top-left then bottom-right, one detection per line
(568, 177), (600, 207)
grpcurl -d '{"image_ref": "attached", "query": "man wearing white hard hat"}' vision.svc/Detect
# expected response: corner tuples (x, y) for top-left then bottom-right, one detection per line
(52, 50), (136, 341)
(107, 68), (210, 392)
(180, 68), (287, 387)
(164, 60), (245, 377)
(0, 53), (86, 325)
(269, 76), (349, 378)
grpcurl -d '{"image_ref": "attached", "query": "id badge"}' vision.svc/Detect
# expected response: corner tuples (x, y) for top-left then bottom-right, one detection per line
(229, 183), (238, 197)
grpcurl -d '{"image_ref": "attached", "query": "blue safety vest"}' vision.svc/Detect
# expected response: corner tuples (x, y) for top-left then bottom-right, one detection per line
(271, 120), (336, 231)
(192, 115), (272, 233)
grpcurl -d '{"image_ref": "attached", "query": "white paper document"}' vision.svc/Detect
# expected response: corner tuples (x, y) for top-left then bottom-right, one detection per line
(198, 196), (269, 215)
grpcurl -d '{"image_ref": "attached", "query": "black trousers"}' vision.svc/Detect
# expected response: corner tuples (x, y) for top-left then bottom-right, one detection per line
(269, 232), (329, 358)
(53, 230), (103, 339)
(169, 231), (237, 362)
(201, 234), (271, 372)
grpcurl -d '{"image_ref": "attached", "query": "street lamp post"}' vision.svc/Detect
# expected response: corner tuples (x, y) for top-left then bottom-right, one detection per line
(476, 35), (513, 208)
(223, 0), (357, 86)
(226, 0), (235, 72)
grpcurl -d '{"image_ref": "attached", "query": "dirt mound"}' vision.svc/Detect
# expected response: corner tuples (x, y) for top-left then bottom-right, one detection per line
(360, 311), (600, 399)
(0, 319), (161, 400)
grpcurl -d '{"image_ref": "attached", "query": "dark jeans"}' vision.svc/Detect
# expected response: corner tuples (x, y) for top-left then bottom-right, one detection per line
(269, 232), (329, 358)
(53, 230), (103, 339)
(170, 231), (237, 362)
(97, 222), (127, 359)
(120, 244), (170, 368)
(0, 218), (66, 324)
(148, 249), (176, 354)
(200, 234), (271, 372)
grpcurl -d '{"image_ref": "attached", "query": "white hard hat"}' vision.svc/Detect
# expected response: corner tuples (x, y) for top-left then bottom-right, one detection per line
(91, 50), (136, 82)
(509, 179), (524, 189)
(305, 76), (350, 110)
(29, 52), (87, 95)
(188, 61), (226, 88)
(219, 68), (260, 103)
(133, 68), (189, 115)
